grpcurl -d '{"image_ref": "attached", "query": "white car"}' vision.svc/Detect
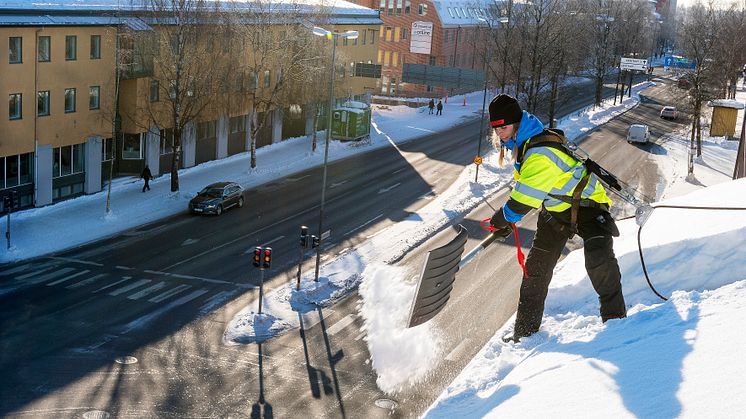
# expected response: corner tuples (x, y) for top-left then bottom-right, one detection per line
(660, 106), (679, 120)
(627, 124), (650, 144)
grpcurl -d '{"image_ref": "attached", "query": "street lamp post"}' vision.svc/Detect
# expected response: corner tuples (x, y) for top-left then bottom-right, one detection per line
(311, 26), (358, 282)
(475, 17), (508, 183)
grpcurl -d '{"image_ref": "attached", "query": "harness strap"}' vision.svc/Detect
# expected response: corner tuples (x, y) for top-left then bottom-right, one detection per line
(570, 172), (592, 234)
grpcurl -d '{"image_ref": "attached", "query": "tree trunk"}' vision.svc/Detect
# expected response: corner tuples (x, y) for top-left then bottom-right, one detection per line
(171, 127), (181, 192)
(250, 112), (258, 169)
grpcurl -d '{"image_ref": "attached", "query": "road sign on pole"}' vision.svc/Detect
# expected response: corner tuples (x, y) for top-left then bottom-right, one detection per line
(620, 57), (648, 71)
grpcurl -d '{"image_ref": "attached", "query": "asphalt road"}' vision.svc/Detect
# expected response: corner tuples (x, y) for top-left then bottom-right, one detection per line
(0, 73), (679, 418)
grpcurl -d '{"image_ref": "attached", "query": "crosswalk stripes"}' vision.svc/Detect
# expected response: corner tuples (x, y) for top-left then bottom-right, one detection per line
(149, 284), (191, 303)
(47, 269), (90, 286)
(127, 282), (167, 300)
(28, 267), (77, 284)
(93, 277), (130, 293)
(108, 279), (151, 296)
(327, 314), (356, 336)
(66, 273), (107, 289)
(0, 263), (33, 276)
(15, 266), (56, 280)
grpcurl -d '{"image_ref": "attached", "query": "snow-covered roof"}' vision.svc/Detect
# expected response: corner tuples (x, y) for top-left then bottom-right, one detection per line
(708, 99), (745, 110)
(0, 0), (381, 26)
(431, 0), (504, 29)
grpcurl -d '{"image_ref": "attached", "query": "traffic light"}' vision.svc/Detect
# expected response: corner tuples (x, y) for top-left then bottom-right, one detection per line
(2, 195), (10, 212)
(253, 247), (262, 268)
(311, 235), (320, 248)
(300, 225), (309, 248)
(10, 191), (18, 209)
(263, 247), (272, 269)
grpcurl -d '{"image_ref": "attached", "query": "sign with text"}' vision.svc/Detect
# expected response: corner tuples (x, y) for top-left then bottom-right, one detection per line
(620, 57), (648, 71)
(410, 21), (434, 55)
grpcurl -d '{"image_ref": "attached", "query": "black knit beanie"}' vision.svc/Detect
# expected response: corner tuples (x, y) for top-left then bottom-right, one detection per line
(489, 94), (522, 128)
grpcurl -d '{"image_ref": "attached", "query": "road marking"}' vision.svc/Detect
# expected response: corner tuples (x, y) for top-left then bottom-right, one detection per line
(49, 257), (103, 267)
(392, 167), (406, 174)
(0, 263), (32, 276)
(378, 182), (401, 194)
(199, 290), (236, 313)
(66, 273), (107, 289)
(406, 125), (437, 133)
(149, 284), (191, 303)
(354, 332), (366, 341)
(327, 314), (356, 336)
(15, 266), (55, 280)
(93, 277), (130, 293)
(330, 180), (349, 189)
(262, 235), (285, 247)
(109, 279), (151, 296)
(445, 338), (472, 362)
(144, 270), (165, 275)
(181, 238), (199, 246)
(115, 266), (133, 271)
(344, 214), (383, 236)
(47, 269), (90, 286)
(27, 267), (77, 284)
(127, 282), (168, 300)
(285, 175), (310, 182)
(122, 289), (208, 334)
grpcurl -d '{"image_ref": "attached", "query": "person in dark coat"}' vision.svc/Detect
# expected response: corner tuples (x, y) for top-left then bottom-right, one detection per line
(141, 165), (152, 192)
(428, 99), (435, 114)
(436, 100), (443, 115)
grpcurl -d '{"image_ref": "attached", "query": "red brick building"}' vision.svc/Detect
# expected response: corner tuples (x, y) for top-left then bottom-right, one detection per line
(350, 0), (503, 97)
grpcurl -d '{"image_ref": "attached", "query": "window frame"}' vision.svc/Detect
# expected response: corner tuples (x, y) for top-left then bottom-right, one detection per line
(9, 93), (22, 120)
(64, 88), (76, 113)
(65, 35), (77, 60)
(9, 37), (22, 63)
(38, 36), (51, 62)
(37, 90), (50, 116)
(90, 35), (101, 59)
(89, 86), (100, 110)
(150, 80), (159, 102)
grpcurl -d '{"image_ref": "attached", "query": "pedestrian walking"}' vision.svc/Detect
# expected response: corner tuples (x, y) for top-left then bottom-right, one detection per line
(428, 99), (435, 115)
(436, 100), (443, 116)
(141, 165), (152, 192)
(487, 94), (626, 343)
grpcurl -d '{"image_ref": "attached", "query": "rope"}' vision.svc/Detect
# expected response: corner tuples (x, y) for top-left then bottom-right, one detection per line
(637, 204), (746, 301)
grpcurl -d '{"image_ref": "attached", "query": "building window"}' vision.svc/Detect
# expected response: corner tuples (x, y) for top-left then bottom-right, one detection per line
(429, 56), (436, 65)
(169, 80), (177, 99)
(90, 35), (101, 59)
(38, 91), (50, 116)
(381, 75), (389, 94)
(9, 37), (22, 63)
(38, 36), (51, 62)
(387, 0), (393, 15)
(339, 64), (345, 78)
(65, 35), (77, 60)
(229, 116), (246, 133)
(1, 153), (34, 189)
(51, 144), (85, 178)
(64, 88), (76, 113)
(385, 27), (392, 42)
(150, 80), (159, 102)
(102, 137), (114, 161)
(395, 27), (401, 42)
(9, 93), (22, 120)
(160, 129), (174, 154)
(362, 29), (367, 45)
(343, 36), (348, 47)
(384, 51), (390, 67)
(396, 0), (402, 15)
(263, 70), (271, 88)
(402, 28), (409, 40)
(122, 133), (143, 159)
(369, 29), (377, 44)
(251, 72), (259, 90)
(390, 78), (397, 95)
(392, 52), (398, 67)
(405, 0), (411, 14)
(418, 4), (428, 15)
(89, 86), (100, 110)
(379, 0), (385, 12)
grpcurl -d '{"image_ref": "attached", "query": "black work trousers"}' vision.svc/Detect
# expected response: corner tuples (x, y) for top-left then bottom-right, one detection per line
(512, 207), (626, 339)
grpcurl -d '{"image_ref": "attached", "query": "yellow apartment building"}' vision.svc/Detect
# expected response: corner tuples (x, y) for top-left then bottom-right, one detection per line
(0, 0), (381, 210)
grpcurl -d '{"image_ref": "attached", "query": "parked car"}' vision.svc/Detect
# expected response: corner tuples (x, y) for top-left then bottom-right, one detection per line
(627, 124), (650, 144)
(189, 182), (244, 215)
(660, 106), (679, 120)
(677, 75), (693, 89)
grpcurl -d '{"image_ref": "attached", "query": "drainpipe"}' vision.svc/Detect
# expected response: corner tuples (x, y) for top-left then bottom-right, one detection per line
(34, 27), (42, 207)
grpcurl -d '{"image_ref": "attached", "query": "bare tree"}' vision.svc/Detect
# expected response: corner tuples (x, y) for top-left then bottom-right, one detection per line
(678, 3), (722, 174)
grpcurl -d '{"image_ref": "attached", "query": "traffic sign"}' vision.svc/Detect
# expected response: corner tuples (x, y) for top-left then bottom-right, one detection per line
(473, 156), (483, 166)
(620, 57), (648, 71)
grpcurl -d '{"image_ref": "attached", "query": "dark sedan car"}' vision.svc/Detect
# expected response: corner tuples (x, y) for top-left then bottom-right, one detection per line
(189, 182), (244, 215)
